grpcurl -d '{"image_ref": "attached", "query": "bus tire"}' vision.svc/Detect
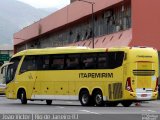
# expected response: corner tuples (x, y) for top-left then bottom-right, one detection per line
(93, 90), (104, 106)
(20, 90), (27, 104)
(79, 90), (90, 106)
(46, 100), (52, 105)
(121, 101), (132, 107)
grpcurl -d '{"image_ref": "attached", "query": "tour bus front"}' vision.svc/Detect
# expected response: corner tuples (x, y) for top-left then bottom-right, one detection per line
(125, 47), (159, 101)
(0, 63), (9, 94)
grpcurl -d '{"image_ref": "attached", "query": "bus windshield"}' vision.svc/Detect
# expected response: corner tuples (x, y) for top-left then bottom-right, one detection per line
(6, 56), (21, 84)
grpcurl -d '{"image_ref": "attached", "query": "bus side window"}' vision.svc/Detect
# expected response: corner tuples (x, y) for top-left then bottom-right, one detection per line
(97, 53), (108, 69)
(50, 55), (65, 70)
(36, 55), (50, 70)
(66, 54), (80, 70)
(20, 56), (36, 74)
(108, 52), (124, 69)
(81, 53), (97, 69)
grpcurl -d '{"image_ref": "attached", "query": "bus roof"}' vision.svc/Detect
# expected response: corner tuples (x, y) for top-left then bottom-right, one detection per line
(12, 46), (156, 58)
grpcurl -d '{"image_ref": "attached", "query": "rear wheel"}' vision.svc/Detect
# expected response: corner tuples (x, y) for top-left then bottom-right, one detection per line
(79, 90), (90, 106)
(20, 90), (27, 104)
(93, 90), (104, 106)
(46, 100), (52, 105)
(121, 101), (132, 107)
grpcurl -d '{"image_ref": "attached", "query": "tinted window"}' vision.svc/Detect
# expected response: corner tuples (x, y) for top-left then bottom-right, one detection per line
(6, 65), (14, 84)
(6, 56), (22, 84)
(108, 52), (124, 69)
(50, 55), (65, 70)
(66, 54), (80, 70)
(36, 55), (50, 70)
(10, 56), (22, 70)
(81, 53), (97, 69)
(97, 53), (108, 69)
(18, 52), (124, 72)
(20, 56), (36, 73)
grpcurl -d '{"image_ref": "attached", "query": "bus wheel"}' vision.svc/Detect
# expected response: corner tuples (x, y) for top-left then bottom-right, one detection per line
(20, 90), (27, 104)
(106, 102), (119, 107)
(79, 90), (90, 106)
(46, 100), (52, 105)
(93, 90), (104, 106)
(121, 101), (132, 107)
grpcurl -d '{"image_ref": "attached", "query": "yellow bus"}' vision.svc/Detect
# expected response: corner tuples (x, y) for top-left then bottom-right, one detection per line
(0, 63), (10, 94)
(4, 46), (159, 107)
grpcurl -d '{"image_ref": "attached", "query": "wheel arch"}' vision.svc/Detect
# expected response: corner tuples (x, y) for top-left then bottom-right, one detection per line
(17, 87), (27, 99)
(78, 87), (90, 100)
(92, 88), (103, 96)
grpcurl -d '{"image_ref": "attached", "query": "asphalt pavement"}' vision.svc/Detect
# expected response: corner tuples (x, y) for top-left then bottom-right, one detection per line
(0, 95), (159, 120)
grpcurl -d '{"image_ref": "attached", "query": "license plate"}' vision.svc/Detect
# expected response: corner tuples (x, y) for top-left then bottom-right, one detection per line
(141, 94), (147, 97)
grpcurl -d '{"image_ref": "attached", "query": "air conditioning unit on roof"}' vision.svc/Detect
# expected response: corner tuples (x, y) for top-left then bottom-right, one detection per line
(104, 10), (113, 18)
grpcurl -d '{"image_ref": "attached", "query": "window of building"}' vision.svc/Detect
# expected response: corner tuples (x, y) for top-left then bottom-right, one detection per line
(17, 2), (131, 51)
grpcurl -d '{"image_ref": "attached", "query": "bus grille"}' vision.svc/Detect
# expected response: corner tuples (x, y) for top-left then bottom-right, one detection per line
(133, 70), (155, 76)
(108, 83), (123, 100)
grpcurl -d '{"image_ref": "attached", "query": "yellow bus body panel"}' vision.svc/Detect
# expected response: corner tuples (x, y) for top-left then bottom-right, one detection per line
(5, 47), (159, 102)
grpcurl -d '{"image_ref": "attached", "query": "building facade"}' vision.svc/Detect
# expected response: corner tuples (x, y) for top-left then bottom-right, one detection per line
(14, 0), (160, 51)
(14, 0), (160, 55)
(70, 0), (77, 3)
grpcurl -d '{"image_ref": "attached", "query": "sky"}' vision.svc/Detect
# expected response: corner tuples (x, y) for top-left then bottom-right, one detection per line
(17, 0), (70, 9)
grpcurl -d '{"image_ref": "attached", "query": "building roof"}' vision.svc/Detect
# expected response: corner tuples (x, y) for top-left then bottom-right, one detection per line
(69, 28), (132, 48)
(14, 0), (123, 45)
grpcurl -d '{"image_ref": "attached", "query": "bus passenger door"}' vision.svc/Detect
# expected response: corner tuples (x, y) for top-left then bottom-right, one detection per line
(16, 55), (39, 99)
(5, 64), (17, 98)
(16, 71), (38, 99)
(31, 73), (41, 99)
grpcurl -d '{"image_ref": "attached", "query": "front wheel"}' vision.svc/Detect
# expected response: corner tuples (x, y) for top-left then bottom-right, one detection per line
(121, 101), (132, 107)
(20, 90), (27, 104)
